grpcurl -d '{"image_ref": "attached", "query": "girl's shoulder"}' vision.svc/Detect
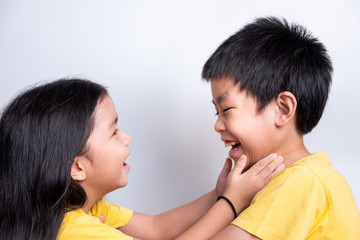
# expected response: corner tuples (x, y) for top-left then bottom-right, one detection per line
(91, 198), (134, 229)
(58, 207), (132, 239)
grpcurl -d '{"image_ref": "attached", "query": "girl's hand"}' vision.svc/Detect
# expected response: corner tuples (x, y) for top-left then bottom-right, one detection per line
(215, 158), (233, 197)
(222, 154), (284, 214)
(93, 214), (106, 223)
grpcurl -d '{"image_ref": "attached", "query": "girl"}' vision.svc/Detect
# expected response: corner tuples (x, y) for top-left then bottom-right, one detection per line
(0, 78), (284, 239)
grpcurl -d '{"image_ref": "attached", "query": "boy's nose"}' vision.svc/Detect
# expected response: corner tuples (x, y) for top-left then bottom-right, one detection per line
(214, 117), (225, 133)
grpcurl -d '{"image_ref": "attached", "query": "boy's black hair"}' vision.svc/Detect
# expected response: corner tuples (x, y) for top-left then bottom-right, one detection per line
(202, 17), (333, 134)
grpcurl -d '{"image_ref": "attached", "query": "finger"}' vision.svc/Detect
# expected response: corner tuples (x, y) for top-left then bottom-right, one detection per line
(219, 158), (233, 178)
(256, 155), (283, 179)
(99, 214), (105, 223)
(245, 153), (278, 175)
(231, 155), (247, 175)
(263, 162), (285, 183)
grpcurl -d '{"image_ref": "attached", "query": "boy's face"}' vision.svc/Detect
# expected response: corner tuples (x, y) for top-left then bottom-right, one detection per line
(211, 77), (277, 169)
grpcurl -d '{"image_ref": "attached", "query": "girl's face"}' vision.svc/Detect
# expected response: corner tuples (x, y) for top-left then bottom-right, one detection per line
(84, 95), (131, 195)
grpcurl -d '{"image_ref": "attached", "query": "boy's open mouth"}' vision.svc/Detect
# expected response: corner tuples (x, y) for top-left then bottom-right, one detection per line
(225, 141), (241, 160)
(225, 141), (241, 151)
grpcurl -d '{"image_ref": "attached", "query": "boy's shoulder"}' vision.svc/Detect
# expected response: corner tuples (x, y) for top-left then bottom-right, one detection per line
(263, 152), (331, 186)
(286, 152), (332, 178)
(233, 152), (360, 239)
(285, 152), (347, 188)
(256, 152), (331, 200)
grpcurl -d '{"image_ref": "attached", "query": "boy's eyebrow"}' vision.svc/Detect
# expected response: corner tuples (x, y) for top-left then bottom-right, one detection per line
(212, 93), (228, 105)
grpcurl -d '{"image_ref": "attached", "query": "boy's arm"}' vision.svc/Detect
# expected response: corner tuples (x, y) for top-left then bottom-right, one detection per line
(120, 154), (283, 240)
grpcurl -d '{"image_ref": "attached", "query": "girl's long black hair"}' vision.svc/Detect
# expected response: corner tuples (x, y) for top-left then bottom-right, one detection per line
(0, 78), (107, 239)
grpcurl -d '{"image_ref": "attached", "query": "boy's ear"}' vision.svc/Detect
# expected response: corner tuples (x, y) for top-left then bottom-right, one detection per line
(71, 157), (87, 181)
(274, 91), (297, 127)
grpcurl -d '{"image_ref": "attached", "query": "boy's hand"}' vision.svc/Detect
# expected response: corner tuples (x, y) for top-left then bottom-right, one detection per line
(223, 154), (284, 214)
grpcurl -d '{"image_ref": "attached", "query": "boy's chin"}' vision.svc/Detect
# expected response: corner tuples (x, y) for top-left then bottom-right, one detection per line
(229, 148), (243, 162)
(232, 156), (241, 163)
(231, 154), (251, 171)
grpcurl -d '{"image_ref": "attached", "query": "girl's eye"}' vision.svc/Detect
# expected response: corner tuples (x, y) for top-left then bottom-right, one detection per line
(113, 128), (119, 136)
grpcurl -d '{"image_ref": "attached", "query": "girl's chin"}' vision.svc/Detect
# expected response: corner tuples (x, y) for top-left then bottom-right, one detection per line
(119, 180), (129, 188)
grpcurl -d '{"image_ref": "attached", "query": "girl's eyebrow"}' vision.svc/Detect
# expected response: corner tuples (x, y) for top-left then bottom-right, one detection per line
(109, 116), (118, 129)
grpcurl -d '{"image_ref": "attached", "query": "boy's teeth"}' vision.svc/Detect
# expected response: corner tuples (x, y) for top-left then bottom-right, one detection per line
(225, 142), (239, 147)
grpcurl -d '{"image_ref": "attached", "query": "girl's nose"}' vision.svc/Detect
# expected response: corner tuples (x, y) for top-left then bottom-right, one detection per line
(121, 131), (132, 146)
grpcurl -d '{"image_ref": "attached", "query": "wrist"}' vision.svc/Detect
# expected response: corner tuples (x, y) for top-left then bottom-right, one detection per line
(222, 190), (247, 215)
(217, 195), (237, 219)
(210, 189), (218, 203)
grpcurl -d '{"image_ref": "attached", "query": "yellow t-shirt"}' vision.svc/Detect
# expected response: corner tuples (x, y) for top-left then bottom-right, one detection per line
(232, 152), (360, 240)
(58, 198), (133, 240)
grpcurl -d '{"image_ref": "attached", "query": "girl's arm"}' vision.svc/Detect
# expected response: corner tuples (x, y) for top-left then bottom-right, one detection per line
(119, 157), (233, 239)
(120, 154), (284, 240)
(122, 190), (218, 240)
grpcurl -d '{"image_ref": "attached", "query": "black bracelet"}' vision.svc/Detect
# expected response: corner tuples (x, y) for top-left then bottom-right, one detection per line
(217, 196), (237, 219)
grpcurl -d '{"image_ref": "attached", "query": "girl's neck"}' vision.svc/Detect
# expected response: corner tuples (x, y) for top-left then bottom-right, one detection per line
(81, 202), (94, 214)
(81, 189), (103, 214)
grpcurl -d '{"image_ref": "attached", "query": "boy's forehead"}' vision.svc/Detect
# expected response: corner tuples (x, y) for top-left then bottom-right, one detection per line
(212, 92), (229, 104)
(211, 78), (240, 103)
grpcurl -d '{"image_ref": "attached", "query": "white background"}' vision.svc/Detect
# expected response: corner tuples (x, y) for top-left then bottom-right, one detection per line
(0, 0), (359, 214)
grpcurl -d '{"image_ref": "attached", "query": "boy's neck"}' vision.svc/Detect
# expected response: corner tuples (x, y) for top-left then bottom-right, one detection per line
(281, 147), (310, 167)
(277, 135), (310, 167)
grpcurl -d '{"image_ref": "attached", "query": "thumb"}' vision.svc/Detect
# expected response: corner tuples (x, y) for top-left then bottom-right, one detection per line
(231, 155), (247, 175)
(99, 214), (105, 223)
(219, 158), (233, 178)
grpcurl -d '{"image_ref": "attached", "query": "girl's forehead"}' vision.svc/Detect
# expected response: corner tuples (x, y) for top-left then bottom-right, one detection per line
(93, 96), (117, 125)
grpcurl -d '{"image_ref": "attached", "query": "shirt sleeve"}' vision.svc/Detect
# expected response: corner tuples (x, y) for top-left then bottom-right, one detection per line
(91, 199), (134, 229)
(232, 167), (327, 240)
(60, 212), (133, 240)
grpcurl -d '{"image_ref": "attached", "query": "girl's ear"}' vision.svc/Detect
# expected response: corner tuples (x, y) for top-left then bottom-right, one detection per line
(71, 157), (87, 181)
(274, 91), (297, 127)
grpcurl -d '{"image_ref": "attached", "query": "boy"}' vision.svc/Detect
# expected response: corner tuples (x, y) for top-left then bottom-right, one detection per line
(202, 17), (360, 239)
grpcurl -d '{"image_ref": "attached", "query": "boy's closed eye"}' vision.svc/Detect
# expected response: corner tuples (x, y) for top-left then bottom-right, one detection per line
(215, 107), (232, 116)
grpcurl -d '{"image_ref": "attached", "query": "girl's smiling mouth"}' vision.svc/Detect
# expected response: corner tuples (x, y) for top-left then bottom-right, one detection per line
(123, 153), (131, 169)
